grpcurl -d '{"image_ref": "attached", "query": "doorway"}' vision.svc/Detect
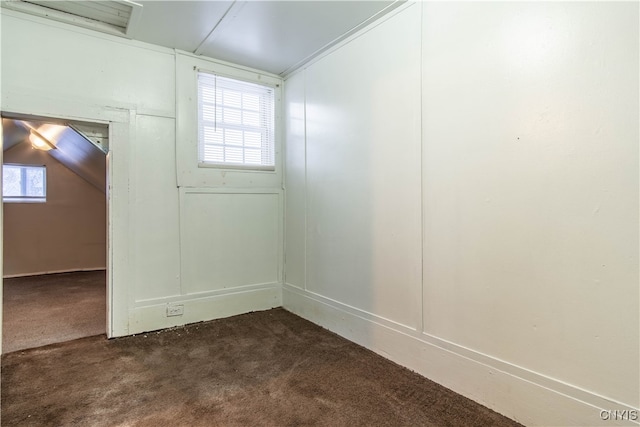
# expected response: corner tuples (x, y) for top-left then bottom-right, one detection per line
(1, 115), (109, 353)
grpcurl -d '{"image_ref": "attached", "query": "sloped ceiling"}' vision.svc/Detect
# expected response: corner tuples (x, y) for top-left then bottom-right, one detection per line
(2, 118), (28, 152)
(3, 118), (107, 193)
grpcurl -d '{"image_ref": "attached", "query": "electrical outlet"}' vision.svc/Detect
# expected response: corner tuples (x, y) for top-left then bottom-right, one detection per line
(166, 304), (184, 317)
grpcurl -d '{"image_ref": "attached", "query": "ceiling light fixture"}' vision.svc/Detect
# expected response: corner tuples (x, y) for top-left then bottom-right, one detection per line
(29, 129), (56, 151)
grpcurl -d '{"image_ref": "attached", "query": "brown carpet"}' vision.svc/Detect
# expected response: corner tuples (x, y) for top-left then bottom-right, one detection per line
(2, 271), (106, 354)
(1, 308), (522, 427)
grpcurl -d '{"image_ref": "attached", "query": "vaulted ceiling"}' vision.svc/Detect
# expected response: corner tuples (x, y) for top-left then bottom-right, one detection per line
(3, 0), (402, 75)
(2, 118), (108, 192)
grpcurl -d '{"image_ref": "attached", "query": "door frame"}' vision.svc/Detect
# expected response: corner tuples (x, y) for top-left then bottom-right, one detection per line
(1, 108), (133, 348)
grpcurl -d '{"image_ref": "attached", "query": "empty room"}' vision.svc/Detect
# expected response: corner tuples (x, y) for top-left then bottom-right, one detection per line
(1, 1), (638, 426)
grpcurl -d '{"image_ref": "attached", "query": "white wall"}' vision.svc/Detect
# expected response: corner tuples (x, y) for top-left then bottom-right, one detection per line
(283, 3), (639, 426)
(1, 9), (282, 337)
(3, 141), (106, 277)
(285, 3), (422, 327)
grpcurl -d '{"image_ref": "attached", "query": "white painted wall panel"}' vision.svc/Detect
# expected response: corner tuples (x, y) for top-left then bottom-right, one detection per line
(1, 12), (175, 117)
(303, 6), (422, 328)
(422, 1), (638, 406)
(181, 191), (280, 294)
(2, 10), (282, 336)
(283, 74), (306, 288)
(131, 115), (181, 301)
(284, 2), (639, 425)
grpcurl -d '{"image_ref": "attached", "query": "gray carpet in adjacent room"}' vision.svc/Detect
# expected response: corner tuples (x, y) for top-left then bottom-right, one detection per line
(2, 308), (522, 427)
(2, 271), (106, 353)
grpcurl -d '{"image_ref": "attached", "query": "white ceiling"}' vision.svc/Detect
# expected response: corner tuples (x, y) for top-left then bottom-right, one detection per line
(2, 1), (401, 75)
(132, 0), (400, 75)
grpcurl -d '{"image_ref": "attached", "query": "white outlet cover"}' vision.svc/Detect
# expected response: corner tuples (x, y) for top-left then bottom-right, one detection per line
(166, 304), (184, 317)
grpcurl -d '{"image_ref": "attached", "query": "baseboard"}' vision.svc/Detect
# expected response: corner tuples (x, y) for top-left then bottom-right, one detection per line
(129, 284), (282, 335)
(3, 267), (106, 279)
(283, 284), (639, 427)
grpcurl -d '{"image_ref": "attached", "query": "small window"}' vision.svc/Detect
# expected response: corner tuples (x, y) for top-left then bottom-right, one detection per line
(2, 164), (47, 203)
(197, 72), (275, 170)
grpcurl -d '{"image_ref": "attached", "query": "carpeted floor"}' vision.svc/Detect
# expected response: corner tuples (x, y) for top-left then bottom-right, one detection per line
(2, 271), (106, 353)
(2, 308), (522, 427)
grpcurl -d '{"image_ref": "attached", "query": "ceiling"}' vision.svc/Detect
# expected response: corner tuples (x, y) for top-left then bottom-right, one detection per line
(5, 0), (402, 76)
(3, 118), (108, 192)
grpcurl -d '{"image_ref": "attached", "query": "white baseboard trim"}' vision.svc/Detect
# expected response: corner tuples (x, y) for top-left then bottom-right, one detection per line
(3, 267), (106, 279)
(283, 284), (639, 427)
(129, 284), (282, 335)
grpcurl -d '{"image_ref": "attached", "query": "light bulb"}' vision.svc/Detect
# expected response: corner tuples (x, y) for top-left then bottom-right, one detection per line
(29, 130), (55, 151)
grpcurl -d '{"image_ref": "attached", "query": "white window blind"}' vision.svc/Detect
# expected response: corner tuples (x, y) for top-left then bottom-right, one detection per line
(198, 72), (275, 170)
(2, 164), (46, 203)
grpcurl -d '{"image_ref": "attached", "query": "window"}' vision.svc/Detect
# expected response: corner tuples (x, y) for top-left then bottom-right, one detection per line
(2, 164), (46, 203)
(197, 72), (275, 170)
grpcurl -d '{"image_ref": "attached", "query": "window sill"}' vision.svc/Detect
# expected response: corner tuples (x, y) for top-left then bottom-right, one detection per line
(197, 162), (276, 172)
(3, 198), (46, 203)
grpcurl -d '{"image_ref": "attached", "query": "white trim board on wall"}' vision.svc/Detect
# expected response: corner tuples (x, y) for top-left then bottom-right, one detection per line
(283, 285), (639, 427)
(131, 284), (281, 335)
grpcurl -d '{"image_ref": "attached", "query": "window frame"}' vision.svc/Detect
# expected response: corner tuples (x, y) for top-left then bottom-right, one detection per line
(175, 53), (283, 189)
(197, 71), (277, 172)
(2, 163), (47, 203)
